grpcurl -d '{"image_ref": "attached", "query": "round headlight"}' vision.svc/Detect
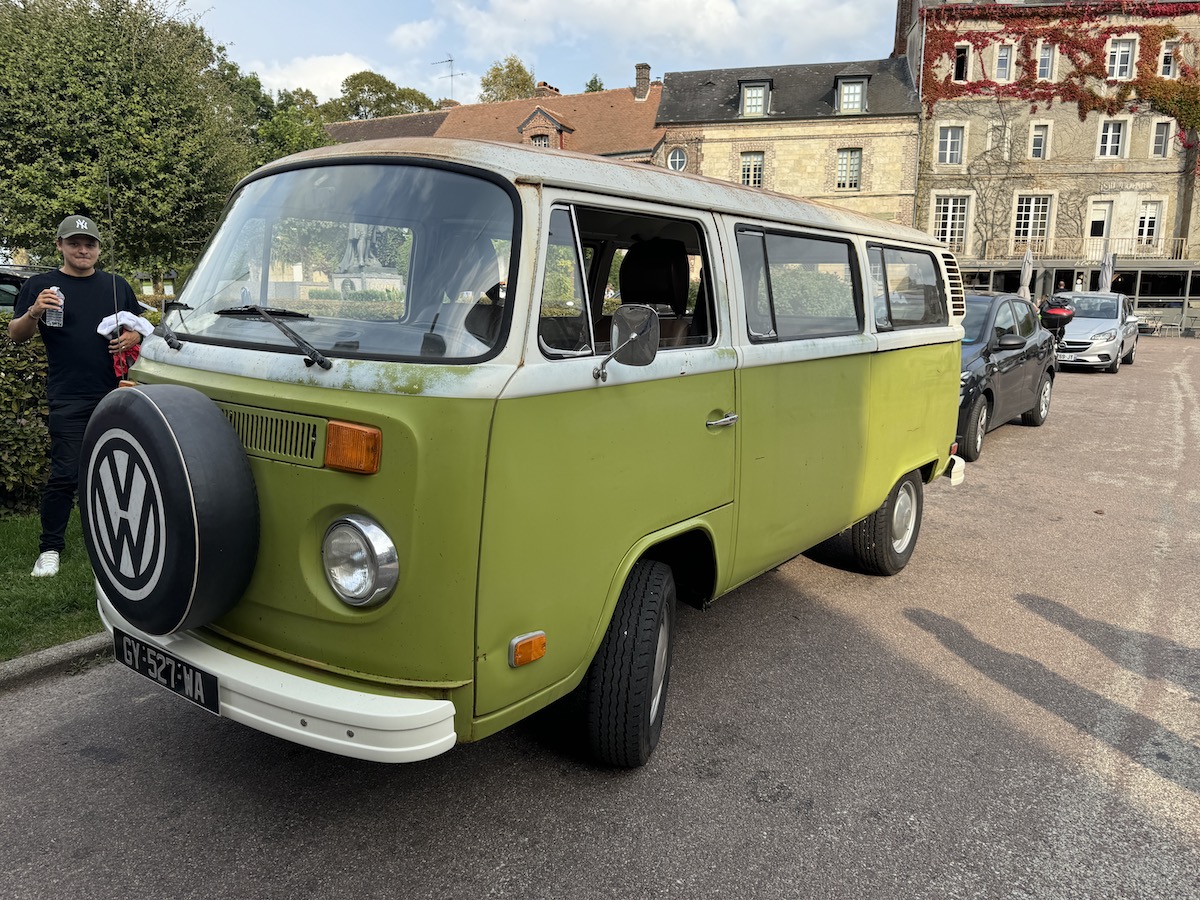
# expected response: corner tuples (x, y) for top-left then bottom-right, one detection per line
(322, 514), (399, 608)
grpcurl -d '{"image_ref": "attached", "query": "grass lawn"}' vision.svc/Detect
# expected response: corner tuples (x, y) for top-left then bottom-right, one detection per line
(0, 510), (103, 662)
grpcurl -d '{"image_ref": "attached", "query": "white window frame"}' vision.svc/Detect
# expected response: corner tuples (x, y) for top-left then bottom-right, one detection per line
(837, 79), (866, 113)
(953, 45), (971, 82)
(1013, 193), (1054, 252)
(937, 123), (966, 166)
(932, 193), (971, 254)
(1107, 38), (1136, 80)
(1038, 42), (1056, 80)
(1161, 40), (1179, 78)
(530, 134), (550, 148)
(1136, 200), (1163, 247)
(836, 148), (862, 190)
(741, 151), (765, 187)
(995, 44), (1015, 82)
(1029, 122), (1051, 160)
(1151, 120), (1173, 158)
(1097, 119), (1128, 158)
(667, 147), (688, 171)
(740, 83), (768, 117)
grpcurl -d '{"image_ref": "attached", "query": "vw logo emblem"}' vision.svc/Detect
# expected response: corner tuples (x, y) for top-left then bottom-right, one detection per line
(85, 428), (168, 602)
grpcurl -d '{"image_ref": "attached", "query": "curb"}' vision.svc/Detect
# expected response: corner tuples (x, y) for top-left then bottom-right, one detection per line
(0, 632), (112, 692)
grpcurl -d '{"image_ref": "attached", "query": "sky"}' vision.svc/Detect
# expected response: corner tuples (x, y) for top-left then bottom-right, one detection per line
(187, 0), (900, 105)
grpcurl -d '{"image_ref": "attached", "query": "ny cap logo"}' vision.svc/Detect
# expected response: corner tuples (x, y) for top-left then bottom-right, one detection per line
(76, 218), (91, 231)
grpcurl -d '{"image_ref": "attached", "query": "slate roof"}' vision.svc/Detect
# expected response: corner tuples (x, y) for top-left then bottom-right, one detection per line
(325, 85), (665, 159)
(657, 57), (918, 124)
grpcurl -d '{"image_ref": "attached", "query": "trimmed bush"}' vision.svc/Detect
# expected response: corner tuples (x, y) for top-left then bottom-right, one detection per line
(0, 311), (49, 513)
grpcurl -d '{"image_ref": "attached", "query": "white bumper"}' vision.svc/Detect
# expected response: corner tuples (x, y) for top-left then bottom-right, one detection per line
(97, 589), (457, 763)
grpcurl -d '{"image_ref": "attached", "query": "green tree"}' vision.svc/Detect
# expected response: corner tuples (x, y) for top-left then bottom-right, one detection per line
(478, 55), (537, 103)
(320, 71), (435, 120)
(584, 74), (604, 93)
(0, 0), (259, 285)
(257, 89), (333, 165)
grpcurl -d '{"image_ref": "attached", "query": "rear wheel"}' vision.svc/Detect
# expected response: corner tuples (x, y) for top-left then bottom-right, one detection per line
(850, 471), (923, 576)
(961, 395), (989, 462)
(1022, 373), (1052, 426)
(585, 559), (676, 767)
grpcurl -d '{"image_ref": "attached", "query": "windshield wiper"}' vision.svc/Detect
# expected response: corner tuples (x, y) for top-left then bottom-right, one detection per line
(216, 306), (332, 369)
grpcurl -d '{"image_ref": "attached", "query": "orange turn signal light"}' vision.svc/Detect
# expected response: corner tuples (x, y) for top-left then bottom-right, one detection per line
(118, 380), (139, 388)
(509, 632), (547, 668)
(325, 421), (382, 474)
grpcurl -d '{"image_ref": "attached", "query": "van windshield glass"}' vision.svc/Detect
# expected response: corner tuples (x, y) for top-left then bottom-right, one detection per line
(170, 163), (516, 362)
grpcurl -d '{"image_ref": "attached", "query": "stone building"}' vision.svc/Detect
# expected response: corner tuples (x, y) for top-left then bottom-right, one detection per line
(897, 0), (1200, 320)
(655, 59), (921, 225)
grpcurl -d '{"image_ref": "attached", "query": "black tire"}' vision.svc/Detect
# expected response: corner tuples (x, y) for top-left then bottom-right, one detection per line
(850, 471), (923, 576)
(585, 559), (676, 767)
(1022, 372), (1052, 426)
(960, 395), (989, 462)
(80, 385), (259, 635)
(1106, 350), (1121, 373)
(1122, 339), (1136, 365)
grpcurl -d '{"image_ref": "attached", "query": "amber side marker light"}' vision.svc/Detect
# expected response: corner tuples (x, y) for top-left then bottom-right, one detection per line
(118, 380), (139, 388)
(326, 421), (382, 474)
(509, 632), (547, 668)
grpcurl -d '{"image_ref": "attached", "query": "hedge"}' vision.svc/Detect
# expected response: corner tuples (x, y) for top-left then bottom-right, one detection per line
(0, 311), (49, 513)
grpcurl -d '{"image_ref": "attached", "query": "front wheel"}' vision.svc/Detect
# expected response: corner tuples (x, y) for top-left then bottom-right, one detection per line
(1022, 373), (1052, 426)
(1106, 350), (1121, 374)
(585, 559), (677, 767)
(961, 395), (989, 462)
(1122, 340), (1136, 365)
(851, 471), (923, 576)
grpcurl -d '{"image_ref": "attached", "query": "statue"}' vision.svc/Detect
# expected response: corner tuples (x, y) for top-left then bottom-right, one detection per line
(339, 222), (382, 270)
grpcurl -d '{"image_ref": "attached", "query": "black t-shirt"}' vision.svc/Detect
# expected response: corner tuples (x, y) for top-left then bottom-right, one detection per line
(15, 269), (142, 405)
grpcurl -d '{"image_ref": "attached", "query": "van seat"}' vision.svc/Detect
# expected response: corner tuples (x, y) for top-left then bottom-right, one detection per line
(619, 238), (690, 348)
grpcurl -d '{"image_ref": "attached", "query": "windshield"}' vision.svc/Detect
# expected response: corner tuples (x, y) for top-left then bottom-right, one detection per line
(1059, 295), (1117, 319)
(170, 163), (517, 362)
(961, 298), (991, 344)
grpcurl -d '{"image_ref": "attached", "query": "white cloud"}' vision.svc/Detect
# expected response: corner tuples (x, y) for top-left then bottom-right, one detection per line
(388, 18), (442, 53)
(253, 53), (374, 102)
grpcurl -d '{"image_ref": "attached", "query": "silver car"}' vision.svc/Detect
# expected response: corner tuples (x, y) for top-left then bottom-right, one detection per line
(1052, 291), (1138, 373)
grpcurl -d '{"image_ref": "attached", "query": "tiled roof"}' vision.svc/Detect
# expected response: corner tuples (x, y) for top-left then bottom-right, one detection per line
(325, 85), (665, 158)
(657, 58), (918, 123)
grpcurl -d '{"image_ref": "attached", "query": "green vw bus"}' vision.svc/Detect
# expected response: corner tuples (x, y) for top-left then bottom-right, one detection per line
(83, 138), (965, 766)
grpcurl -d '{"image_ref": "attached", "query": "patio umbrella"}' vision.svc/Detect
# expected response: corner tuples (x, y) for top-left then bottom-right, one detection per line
(1017, 246), (1033, 300)
(1099, 252), (1115, 291)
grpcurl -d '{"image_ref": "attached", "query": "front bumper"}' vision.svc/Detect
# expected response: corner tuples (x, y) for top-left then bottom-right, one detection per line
(1056, 338), (1119, 368)
(97, 587), (457, 763)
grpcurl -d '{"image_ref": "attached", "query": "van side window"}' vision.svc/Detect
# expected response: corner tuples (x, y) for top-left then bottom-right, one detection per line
(538, 207), (592, 355)
(869, 245), (947, 330)
(736, 226), (861, 341)
(541, 204), (715, 357)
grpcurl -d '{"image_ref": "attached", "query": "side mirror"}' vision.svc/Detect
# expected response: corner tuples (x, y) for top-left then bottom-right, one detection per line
(593, 304), (660, 381)
(996, 333), (1026, 350)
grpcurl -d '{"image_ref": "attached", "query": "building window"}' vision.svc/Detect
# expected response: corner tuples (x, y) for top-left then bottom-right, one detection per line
(938, 126), (964, 164)
(1098, 120), (1125, 157)
(995, 45), (1013, 81)
(1161, 41), (1179, 78)
(1152, 122), (1172, 158)
(933, 196), (968, 252)
(741, 84), (767, 117)
(1030, 124), (1049, 159)
(667, 147), (688, 171)
(836, 148), (862, 190)
(530, 134), (550, 148)
(1014, 195), (1051, 250)
(1137, 201), (1162, 246)
(1038, 44), (1055, 80)
(741, 151), (764, 188)
(838, 80), (865, 113)
(1108, 39), (1135, 79)
(953, 46), (970, 81)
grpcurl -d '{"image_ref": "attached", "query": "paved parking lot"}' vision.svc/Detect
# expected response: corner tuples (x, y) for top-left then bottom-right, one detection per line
(1, 336), (1198, 899)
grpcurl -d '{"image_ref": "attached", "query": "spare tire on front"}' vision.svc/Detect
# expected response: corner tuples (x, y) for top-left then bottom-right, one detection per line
(80, 384), (259, 635)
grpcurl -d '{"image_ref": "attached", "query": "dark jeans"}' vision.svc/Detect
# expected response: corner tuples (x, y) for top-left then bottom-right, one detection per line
(39, 397), (102, 553)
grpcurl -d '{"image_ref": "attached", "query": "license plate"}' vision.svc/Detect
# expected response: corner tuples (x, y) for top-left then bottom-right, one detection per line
(113, 628), (219, 714)
(1057, 353), (1076, 362)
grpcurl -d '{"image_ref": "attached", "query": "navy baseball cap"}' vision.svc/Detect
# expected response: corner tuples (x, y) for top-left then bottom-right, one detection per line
(57, 215), (101, 243)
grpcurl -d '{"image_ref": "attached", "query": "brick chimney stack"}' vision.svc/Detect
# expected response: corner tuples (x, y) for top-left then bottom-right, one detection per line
(536, 81), (560, 98)
(635, 63), (651, 100)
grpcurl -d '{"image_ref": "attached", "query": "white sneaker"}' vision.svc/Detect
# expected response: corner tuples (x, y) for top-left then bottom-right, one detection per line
(31, 550), (60, 577)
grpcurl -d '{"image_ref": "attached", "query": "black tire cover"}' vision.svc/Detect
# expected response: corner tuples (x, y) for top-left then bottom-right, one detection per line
(80, 384), (259, 635)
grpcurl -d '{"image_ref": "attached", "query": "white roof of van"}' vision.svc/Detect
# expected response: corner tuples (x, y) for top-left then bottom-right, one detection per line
(248, 137), (941, 248)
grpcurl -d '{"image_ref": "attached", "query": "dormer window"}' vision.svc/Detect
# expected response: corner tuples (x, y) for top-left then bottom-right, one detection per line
(740, 82), (769, 117)
(530, 134), (550, 148)
(837, 79), (866, 113)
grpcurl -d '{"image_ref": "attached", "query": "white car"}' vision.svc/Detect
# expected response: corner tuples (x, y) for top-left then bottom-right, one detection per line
(1052, 291), (1138, 373)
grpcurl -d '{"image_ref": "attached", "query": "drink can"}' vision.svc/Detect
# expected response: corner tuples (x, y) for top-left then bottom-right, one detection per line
(44, 286), (64, 327)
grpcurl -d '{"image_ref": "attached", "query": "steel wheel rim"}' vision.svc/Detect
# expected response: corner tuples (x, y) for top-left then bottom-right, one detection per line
(649, 610), (670, 723)
(1039, 380), (1051, 417)
(891, 481), (917, 554)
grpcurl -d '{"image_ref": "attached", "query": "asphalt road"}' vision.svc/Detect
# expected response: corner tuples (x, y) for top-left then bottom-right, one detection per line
(2, 337), (1198, 900)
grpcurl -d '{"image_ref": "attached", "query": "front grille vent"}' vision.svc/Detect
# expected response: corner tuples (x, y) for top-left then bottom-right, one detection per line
(217, 403), (326, 467)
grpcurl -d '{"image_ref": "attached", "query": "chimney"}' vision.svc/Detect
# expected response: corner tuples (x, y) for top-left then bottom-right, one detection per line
(635, 63), (651, 100)
(535, 81), (560, 98)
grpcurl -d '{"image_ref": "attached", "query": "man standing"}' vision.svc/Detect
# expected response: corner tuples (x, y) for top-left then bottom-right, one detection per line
(8, 215), (143, 576)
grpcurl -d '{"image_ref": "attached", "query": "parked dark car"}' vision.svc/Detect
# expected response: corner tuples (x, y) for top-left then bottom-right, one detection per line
(0, 265), (51, 312)
(958, 292), (1057, 462)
